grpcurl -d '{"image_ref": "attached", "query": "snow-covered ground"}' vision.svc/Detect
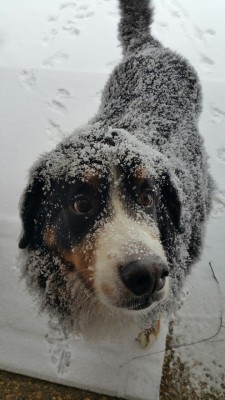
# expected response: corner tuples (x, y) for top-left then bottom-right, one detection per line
(0, 0), (224, 398)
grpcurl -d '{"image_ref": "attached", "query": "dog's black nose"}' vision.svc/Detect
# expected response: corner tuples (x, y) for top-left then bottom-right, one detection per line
(119, 258), (169, 297)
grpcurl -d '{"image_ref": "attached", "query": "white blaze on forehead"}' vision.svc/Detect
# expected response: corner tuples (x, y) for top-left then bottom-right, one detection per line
(94, 182), (167, 307)
(100, 195), (165, 259)
(95, 195), (166, 264)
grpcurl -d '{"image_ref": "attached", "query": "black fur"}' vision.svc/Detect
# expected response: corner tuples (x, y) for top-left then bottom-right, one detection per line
(118, 0), (153, 53)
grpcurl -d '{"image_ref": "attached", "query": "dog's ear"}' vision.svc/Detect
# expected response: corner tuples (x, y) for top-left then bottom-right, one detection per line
(19, 176), (44, 249)
(160, 173), (184, 234)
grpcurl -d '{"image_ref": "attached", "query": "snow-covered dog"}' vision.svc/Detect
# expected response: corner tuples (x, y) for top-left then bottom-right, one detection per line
(19, 0), (212, 335)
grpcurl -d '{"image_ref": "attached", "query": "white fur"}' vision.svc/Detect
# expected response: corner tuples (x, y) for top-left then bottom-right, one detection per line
(94, 184), (169, 313)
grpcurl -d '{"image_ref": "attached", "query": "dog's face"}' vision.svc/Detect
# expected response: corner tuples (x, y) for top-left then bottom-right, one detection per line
(19, 129), (182, 319)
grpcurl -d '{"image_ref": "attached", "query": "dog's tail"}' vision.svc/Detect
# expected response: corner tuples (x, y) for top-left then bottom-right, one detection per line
(118, 0), (153, 54)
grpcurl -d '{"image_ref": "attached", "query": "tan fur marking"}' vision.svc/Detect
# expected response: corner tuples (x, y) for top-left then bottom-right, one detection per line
(81, 168), (100, 189)
(43, 226), (57, 247)
(134, 167), (149, 181)
(137, 319), (161, 348)
(101, 283), (112, 297)
(100, 283), (119, 302)
(62, 239), (96, 290)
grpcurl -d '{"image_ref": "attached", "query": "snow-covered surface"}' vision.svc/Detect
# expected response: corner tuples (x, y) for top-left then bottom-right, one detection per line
(0, 0), (225, 398)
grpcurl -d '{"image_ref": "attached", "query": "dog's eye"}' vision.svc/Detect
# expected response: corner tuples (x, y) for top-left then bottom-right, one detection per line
(139, 191), (154, 207)
(73, 197), (92, 214)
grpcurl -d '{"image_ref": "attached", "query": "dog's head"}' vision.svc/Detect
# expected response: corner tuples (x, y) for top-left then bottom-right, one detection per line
(19, 127), (183, 321)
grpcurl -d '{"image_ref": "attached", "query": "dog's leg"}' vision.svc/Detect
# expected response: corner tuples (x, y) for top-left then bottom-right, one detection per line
(137, 319), (161, 348)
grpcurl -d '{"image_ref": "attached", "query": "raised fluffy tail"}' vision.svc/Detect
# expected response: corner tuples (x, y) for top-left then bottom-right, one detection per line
(118, 0), (153, 53)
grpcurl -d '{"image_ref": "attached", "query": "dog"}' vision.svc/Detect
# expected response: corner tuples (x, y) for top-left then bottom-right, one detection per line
(19, 0), (213, 339)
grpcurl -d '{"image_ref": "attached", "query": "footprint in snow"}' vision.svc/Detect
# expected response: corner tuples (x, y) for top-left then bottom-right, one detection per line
(43, 14), (60, 44)
(19, 69), (36, 90)
(199, 53), (215, 66)
(216, 148), (225, 164)
(45, 319), (71, 375)
(73, 11), (95, 19)
(205, 28), (216, 36)
(172, 0), (189, 18)
(42, 52), (69, 67)
(59, 2), (77, 11)
(62, 20), (80, 36)
(211, 190), (225, 219)
(47, 99), (68, 114)
(46, 119), (67, 148)
(56, 88), (71, 99)
(166, 0), (216, 75)
(47, 14), (58, 22)
(46, 87), (72, 115)
(210, 106), (225, 126)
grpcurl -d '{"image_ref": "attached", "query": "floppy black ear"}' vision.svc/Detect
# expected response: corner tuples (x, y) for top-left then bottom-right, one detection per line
(19, 176), (44, 249)
(160, 173), (184, 234)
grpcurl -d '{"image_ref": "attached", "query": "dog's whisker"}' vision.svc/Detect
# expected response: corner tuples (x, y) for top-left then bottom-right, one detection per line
(79, 290), (96, 313)
(86, 296), (99, 322)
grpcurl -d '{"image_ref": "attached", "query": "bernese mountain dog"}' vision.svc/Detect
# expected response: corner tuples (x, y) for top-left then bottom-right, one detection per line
(19, 0), (213, 341)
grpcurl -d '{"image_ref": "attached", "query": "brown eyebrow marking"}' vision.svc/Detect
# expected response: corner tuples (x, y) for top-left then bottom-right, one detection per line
(81, 168), (100, 189)
(133, 167), (150, 185)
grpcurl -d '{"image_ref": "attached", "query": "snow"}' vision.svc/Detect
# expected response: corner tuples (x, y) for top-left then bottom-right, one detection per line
(0, 0), (225, 398)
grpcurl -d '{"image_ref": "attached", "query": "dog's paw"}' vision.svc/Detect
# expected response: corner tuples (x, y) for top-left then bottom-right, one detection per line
(137, 319), (161, 348)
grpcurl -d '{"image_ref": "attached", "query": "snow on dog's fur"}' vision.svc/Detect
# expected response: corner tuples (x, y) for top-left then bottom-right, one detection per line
(19, 0), (213, 332)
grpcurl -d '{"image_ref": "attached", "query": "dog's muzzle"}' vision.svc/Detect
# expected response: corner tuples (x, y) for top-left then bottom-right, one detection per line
(94, 196), (169, 313)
